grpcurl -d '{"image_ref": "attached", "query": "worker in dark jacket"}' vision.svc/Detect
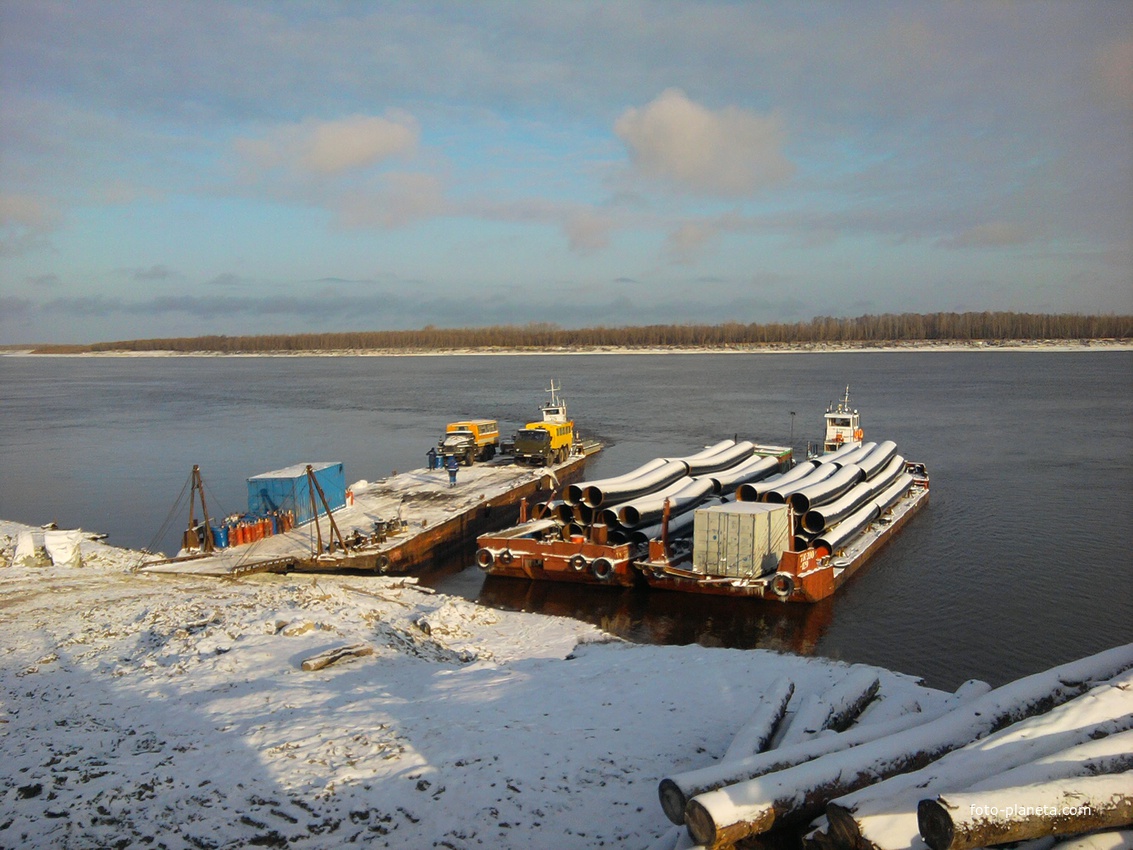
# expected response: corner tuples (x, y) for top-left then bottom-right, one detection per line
(446, 454), (458, 487)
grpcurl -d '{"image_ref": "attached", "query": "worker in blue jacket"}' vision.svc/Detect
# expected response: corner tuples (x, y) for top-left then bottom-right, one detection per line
(445, 454), (458, 487)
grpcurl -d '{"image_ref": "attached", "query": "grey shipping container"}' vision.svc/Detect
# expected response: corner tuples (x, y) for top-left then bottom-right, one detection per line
(692, 502), (790, 578)
(247, 462), (346, 526)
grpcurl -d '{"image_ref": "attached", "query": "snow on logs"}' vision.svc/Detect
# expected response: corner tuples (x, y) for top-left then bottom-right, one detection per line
(816, 673), (1133, 850)
(670, 643), (1133, 849)
(918, 771), (1133, 850)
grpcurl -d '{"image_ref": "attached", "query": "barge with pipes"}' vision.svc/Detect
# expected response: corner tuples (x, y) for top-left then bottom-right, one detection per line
(475, 388), (929, 602)
(144, 384), (600, 578)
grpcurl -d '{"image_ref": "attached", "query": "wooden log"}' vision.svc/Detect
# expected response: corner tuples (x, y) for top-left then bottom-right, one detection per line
(917, 771), (1133, 850)
(721, 677), (795, 762)
(682, 643), (1133, 849)
(660, 698), (955, 825)
(820, 720), (1133, 850)
(780, 668), (881, 747)
(662, 673), (998, 827)
(300, 642), (374, 671)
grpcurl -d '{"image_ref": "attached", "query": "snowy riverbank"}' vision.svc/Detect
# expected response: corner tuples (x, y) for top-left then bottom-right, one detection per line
(0, 520), (952, 849)
(3, 339), (1131, 357)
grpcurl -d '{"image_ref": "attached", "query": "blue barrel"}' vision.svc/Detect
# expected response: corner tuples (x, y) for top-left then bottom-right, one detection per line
(270, 513), (279, 534)
(212, 525), (229, 549)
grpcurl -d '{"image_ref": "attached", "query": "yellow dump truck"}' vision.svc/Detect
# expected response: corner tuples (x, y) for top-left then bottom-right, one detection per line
(438, 419), (500, 466)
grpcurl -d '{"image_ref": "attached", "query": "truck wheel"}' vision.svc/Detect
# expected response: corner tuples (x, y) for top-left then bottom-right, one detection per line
(483, 445), (495, 461)
(464, 452), (474, 466)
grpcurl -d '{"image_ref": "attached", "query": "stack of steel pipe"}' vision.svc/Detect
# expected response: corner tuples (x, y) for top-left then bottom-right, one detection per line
(562, 457), (670, 506)
(617, 476), (717, 528)
(787, 463), (865, 513)
(762, 462), (840, 504)
(811, 471), (915, 557)
(558, 440), (764, 544)
(662, 440), (756, 475)
(814, 440), (877, 467)
(708, 454), (782, 494)
(737, 458), (821, 501)
(801, 454), (907, 534)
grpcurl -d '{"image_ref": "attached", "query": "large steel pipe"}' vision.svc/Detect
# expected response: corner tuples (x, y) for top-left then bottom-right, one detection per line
(563, 457), (669, 505)
(624, 503), (705, 546)
(855, 440), (898, 480)
(736, 459), (820, 501)
(664, 440), (756, 475)
(802, 455), (905, 533)
(532, 500), (564, 521)
(788, 463), (865, 513)
(874, 470), (915, 513)
(812, 472), (913, 556)
(709, 455), (782, 493)
(764, 462), (838, 504)
(813, 502), (881, 558)
(618, 477), (716, 528)
(815, 441), (876, 466)
(581, 459), (690, 508)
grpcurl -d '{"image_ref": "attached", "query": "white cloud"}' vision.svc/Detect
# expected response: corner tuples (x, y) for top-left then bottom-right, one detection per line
(235, 112), (419, 178)
(614, 88), (794, 196)
(563, 210), (612, 254)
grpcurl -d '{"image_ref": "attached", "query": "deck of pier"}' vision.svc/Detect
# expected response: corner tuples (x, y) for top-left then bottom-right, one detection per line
(143, 454), (591, 577)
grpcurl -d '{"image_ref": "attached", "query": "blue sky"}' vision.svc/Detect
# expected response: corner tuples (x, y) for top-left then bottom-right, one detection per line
(1, 1), (1130, 344)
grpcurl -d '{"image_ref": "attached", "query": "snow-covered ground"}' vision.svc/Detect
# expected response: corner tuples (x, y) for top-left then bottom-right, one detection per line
(1, 520), (949, 850)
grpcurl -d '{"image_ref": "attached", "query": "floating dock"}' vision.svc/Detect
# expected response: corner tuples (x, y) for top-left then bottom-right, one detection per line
(144, 449), (597, 578)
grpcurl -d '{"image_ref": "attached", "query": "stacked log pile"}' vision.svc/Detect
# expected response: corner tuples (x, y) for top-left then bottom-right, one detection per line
(649, 644), (1133, 850)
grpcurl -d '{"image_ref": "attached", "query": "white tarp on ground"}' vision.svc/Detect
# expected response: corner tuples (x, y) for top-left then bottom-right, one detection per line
(13, 530), (40, 566)
(44, 529), (83, 567)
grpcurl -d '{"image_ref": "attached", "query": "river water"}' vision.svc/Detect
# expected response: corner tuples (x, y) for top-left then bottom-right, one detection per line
(2, 351), (1130, 689)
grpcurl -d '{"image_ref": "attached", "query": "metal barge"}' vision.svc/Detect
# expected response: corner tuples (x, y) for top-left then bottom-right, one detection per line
(144, 386), (600, 578)
(475, 389), (929, 602)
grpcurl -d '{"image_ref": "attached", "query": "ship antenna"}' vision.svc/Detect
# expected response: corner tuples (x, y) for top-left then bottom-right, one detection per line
(546, 379), (561, 407)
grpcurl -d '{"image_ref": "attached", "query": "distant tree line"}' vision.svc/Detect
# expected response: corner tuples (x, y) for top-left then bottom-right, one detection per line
(32, 312), (1132, 354)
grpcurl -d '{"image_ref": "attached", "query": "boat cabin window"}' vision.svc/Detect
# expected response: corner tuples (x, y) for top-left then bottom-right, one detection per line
(830, 417), (853, 427)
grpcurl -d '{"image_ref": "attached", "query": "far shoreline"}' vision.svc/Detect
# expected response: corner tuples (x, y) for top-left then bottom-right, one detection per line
(2, 339), (1131, 358)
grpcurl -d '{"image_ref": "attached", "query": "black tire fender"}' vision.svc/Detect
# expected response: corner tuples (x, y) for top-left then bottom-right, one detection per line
(591, 557), (614, 581)
(770, 572), (795, 599)
(475, 548), (495, 569)
(568, 553), (588, 572)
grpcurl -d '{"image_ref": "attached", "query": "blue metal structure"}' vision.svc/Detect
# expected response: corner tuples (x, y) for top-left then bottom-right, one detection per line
(247, 462), (346, 526)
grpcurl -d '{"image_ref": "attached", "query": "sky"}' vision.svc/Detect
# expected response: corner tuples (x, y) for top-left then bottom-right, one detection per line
(1, 1), (1131, 345)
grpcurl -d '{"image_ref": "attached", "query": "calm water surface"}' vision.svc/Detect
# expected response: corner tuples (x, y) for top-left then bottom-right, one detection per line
(2, 351), (1130, 689)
